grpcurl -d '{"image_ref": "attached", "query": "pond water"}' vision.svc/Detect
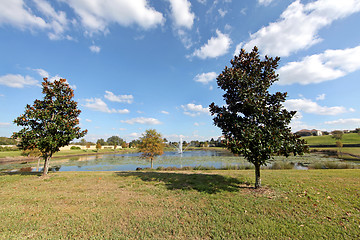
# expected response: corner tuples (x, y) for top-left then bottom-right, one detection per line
(25, 150), (359, 172)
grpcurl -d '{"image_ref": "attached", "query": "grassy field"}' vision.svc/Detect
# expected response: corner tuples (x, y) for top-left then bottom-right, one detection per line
(0, 170), (359, 239)
(303, 133), (360, 146)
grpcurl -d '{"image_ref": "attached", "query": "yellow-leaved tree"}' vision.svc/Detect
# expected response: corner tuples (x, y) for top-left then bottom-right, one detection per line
(138, 129), (165, 169)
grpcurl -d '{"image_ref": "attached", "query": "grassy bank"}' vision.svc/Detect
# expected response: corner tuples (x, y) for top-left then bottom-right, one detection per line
(0, 148), (138, 160)
(1, 170), (359, 239)
(303, 133), (360, 146)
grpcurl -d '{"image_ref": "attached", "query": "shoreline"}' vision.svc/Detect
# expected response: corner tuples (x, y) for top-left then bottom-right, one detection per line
(0, 147), (228, 165)
(0, 150), (136, 164)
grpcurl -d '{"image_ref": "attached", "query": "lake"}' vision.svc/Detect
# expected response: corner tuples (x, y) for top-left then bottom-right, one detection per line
(35, 150), (359, 172)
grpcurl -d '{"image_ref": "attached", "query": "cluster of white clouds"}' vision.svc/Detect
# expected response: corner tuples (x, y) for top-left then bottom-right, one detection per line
(194, 72), (217, 84)
(83, 91), (132, 114)
(278, 45), (360, 85)
(83, 91), (164, 127)
(104, 91), (134, 104)
(0, 68), (75, 89)
(168, 0), (195, 29)
(284, 97), (358, 131)
(121, 117), (162, 125)
(257, 0), (274, 6)
(181, 103), (209, 117)
(0, 0), (198, 40)
(2, 0), (360, 134)
(84, 98), (129, 114)
(0, 74), (40, 88)
(284, 98), (348, 116)
(0, 0), (72, 40)
(189, 29), (231, 59)
(238, 0), (360, 57)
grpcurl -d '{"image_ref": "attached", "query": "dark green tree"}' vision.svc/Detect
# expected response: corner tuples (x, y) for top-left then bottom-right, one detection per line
(209, 47), (307, 188)
(331, 130), (343, 141)
(138, 129), (165, 168)
(106, 136), (124, 146)
(13, 78), (87, 175)
(96, 138), (106, 146)
(129, 139), (141, 148)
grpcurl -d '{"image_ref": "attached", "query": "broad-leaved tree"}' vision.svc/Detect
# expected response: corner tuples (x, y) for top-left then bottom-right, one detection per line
(138, 129), (165, 168)
(13, 78), (87, 175)
(209, 47), (307, 188)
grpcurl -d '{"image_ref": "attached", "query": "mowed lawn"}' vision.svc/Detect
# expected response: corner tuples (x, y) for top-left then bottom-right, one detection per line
(1, 170), (359, 239)
(303, 133), (360, 146)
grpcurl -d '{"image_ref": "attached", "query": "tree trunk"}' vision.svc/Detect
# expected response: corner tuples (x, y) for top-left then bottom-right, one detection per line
(36, 157), (40, 172)
(42, 154), (51, 176)
(254, 163), (261, 189)
(151, 158), (153, 169)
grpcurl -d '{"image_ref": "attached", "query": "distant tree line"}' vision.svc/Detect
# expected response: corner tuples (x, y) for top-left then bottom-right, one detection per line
(0, 137), (17, 145)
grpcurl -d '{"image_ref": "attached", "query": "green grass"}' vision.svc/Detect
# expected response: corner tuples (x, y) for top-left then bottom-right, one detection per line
(303, 133), (360, 146)
(0, 151), (22, 158)
(0, 170), (359, 239)
(0, 148), (137, 159)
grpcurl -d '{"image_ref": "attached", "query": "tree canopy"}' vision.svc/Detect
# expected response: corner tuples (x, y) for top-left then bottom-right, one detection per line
(106, 136), (125, 146)
(138, 129), (165, 169)
(13, 78), (87, 175)
(209, 47), (307, 188)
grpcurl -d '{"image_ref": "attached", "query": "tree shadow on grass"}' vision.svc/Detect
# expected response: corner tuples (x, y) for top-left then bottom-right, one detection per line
(0, 171), (42, 176)
(115, 171), (252, 194)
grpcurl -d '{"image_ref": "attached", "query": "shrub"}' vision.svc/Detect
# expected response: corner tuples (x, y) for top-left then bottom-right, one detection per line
(270, 162), (294, 170)
(0, 146), (18, 152)
(70, 146), (81, 150)
(21, 149), (41, 157)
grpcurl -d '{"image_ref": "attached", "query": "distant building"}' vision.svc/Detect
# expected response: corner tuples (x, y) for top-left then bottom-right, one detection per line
(296, 129), (323, 136)
(217, 136), (226, 142)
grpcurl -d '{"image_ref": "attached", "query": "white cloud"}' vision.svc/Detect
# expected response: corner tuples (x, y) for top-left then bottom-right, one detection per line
(33, 68), (49, 78)
(128, 132), (141, 139)
(284, 98), (347, 116)
(168, 0), (195, 29)
(0, 0), (70, 40)
(0, 0), (47, 30)
(89, 45), (101, 53)
(63, 0), (165, 35)
(325, 118), (360, 125)
(349, 108), (356, 112)
(0, 74), (40, 88)
(31, 69), (77, 90)
(316, 94), (326, 101)
(181, 103), (209, 117)
(104, 91), (134, 104)
(84, 98), (130, 114)
(258, 0), (274, 6)
(161, 110), (169, 115)
(278, 45), (360, 85)
(194, 72), (217, 84)
(121, 117), (162, 125)
(190, 29), (231, 59)
(85, 119), (92, 122)
(241, 0), (360, 57)
(177, 29), (193, 49)
(197, 0), (206, 4)
(47, 74), (77, 90)
(33, 0), (70, 40)
(0, 122), (11, 127)
(218, 9), (227, 17)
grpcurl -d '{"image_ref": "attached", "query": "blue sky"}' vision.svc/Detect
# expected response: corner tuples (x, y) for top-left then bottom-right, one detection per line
(1, 0), (360, 142)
